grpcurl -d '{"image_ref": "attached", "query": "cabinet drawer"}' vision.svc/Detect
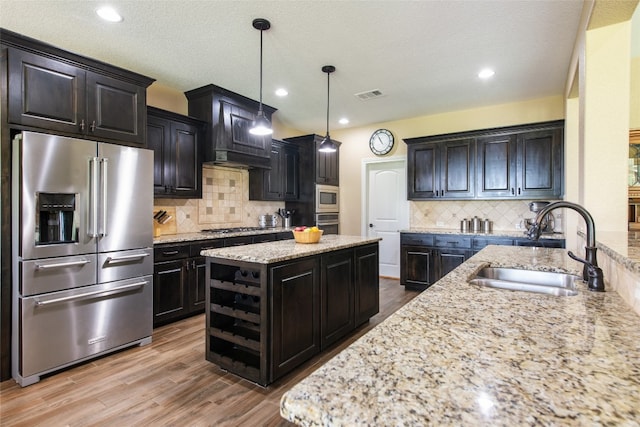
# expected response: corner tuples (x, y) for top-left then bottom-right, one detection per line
(154, 244), (190, 261)
(190, 239), (224, 257)
(434, 235), (472, 249)
(400, 233), (434, 246)
(473, 237), (514, 250)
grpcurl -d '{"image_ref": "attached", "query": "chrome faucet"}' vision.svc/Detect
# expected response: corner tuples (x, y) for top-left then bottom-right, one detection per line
(526, 201), (605, 292)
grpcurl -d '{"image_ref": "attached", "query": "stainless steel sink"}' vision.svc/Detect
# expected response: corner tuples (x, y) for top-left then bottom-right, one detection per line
(469, 267), (581, 296)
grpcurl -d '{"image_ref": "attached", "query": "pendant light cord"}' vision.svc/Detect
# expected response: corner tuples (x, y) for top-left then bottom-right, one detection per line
(325, 70), (330, 136)
(258, 27), (264, 111)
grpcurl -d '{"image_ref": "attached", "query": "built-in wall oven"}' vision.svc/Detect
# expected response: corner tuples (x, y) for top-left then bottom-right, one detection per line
(316, 212), (339, 235)
(315, 184), (339, 213)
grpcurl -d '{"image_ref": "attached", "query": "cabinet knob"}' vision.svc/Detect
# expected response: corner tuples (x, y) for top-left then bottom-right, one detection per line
(511, 188), (515, 195)
(80, 119), (85, 132)
(90, 120), (96, 132)
(369, 223), (374, 228)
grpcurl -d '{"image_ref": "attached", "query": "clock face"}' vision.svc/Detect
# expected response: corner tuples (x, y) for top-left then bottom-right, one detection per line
(369, 129), (394, 155)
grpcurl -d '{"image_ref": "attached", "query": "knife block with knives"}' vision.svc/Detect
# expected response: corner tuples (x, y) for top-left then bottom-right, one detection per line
(153, 207), (177, 237)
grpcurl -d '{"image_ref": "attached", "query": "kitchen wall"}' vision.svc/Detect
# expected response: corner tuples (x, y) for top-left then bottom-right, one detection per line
(410, 199), (562, 232)
(154, 165), (284, 233)
(147, 84), (302, 234)
(331, 96), (565, 236)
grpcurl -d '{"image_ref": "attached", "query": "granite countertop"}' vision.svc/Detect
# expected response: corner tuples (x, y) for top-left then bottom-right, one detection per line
(403, 227), (565, 240)
(201, 235), (382, 264)
(280, 245), (640, 426)
(153, 227), (294, 245)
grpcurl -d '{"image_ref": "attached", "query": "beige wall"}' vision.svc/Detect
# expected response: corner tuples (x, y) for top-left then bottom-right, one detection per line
(632, 56), (640, 129)
(332, 96), (564, 235)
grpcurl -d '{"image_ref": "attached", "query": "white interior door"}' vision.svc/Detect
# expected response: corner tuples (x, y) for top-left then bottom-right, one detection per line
(365, 159), (409, 278)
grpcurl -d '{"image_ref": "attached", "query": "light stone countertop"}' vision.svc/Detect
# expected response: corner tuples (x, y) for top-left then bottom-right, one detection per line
(200, 235), (382, 264)
(280, 245), (640, 426)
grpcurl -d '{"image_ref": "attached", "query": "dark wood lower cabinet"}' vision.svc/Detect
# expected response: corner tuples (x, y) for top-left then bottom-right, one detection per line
(205, 242), (379, 386)
(271, 258), (320, 381)
(153, 259), (187, 325)
(400, 233), (565, 290)
(320, 250), (354, 349)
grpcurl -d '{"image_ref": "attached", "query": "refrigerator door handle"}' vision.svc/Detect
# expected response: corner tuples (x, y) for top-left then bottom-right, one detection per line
(105, 253), (150, 264)
(89, 157), (100, 238)
(100, 157), (109, 237)
(34, 281), (148, 307)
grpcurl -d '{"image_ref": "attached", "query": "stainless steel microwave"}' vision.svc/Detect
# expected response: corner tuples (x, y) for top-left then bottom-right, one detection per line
(315, 184), (339, 213)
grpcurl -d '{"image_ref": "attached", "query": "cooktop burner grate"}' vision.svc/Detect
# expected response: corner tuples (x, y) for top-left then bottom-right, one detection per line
(201, 227), (269, 234)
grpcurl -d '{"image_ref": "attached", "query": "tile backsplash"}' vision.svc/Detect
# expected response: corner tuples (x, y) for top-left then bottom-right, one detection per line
(154, 165), (284, 234)
(410, 199), (563, 232)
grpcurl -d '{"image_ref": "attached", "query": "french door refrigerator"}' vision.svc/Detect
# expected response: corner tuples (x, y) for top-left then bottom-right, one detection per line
(12, 131), (154, 386)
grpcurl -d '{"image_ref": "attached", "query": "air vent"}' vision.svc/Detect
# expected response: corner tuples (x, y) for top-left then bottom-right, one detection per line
(354, 89), (385, 100)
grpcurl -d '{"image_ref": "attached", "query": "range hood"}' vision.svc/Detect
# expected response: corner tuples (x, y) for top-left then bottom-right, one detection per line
(185, 84), (277, 169)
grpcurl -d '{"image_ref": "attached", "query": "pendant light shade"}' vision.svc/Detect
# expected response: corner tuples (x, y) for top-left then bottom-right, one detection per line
(249, 18), (273, 136)
(318, 65), (337, 153)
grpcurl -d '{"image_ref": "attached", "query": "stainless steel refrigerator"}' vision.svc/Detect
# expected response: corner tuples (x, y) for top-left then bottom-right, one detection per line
(12, 131), (154, 386)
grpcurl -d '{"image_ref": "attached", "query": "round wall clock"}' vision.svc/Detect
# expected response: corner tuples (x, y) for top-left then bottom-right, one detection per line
(369, 129), (394, 155)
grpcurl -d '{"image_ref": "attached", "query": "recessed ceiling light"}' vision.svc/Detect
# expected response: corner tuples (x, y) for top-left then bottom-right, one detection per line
(275, 88), (288, 97)
(339, 118), (349, 125)
(96, 6), (123, 23)
(478, 68), (495, 79)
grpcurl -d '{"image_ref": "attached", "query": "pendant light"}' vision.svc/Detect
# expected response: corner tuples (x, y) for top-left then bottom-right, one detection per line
(249, 18), (273, 136)
(318, 65), (337, 153)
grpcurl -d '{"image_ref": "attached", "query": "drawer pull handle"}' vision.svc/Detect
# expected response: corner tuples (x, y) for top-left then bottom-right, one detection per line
(162, 250), (180, 256)
(35, 281), (148, 306)
(106, 253), (150, 263)
(35, 259), (91, 269)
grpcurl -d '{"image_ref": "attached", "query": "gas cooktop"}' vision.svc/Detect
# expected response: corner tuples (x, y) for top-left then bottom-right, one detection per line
(201, 227), (269, 234)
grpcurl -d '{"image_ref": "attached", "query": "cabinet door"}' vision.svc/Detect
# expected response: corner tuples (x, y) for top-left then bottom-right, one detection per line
(436, 249), (470, 279)
(477, 134), (517, 198)
(270, 258), (320, 381)
(283, 144), (300, 200)
(147, 115), (173, 195)
(516, 128), (563, 198)
(190, 256), (207, 313)
(355, 244), (379, 326)
(400, 244), (437, 290)
(86, 71), (146, 146)
(407, 143), (440, 199)
(320, 250), (354, 349)
(171, 121), (201, 197)
(8, 48), (86, 134)
(263, 143), (285, 200)
(441, 139), (475, 198)
(153, 259), (187, 326)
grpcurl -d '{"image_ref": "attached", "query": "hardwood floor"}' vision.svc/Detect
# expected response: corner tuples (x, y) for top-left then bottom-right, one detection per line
(0, 278), (419, 427)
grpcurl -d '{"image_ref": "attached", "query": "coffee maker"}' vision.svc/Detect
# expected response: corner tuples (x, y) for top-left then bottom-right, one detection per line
(525, 201), (555, 234)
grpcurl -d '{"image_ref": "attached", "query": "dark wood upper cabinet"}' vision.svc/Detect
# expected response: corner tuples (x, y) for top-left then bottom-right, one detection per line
(407, 138), (474, 199)
(249, 140), (300, 201)
(147, 107), (205, 198)
(284, 134), (340, 187)
(406, 120), (564, 200)
(3, 30), (153, 146)
(185, 84), (277, 169)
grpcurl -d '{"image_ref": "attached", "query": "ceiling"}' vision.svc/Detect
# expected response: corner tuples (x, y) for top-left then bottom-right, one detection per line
(0, 0), (599, 133)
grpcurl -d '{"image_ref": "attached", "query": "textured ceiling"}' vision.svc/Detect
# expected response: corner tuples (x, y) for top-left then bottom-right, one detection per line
(0, 0), (594, 133)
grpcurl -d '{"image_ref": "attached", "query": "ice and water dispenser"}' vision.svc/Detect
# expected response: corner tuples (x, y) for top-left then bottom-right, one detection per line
(36, 193), (78, 245)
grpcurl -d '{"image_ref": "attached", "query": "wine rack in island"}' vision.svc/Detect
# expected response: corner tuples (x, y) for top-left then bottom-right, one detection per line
(206, 262), (269, 385)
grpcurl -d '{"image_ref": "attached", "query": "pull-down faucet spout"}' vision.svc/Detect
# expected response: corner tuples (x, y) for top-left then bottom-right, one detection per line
(526, 201), (604, 292)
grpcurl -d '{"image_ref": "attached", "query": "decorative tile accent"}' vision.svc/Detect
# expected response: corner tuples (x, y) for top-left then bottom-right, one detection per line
(410, 199), (563, 232)
(154, 165), (285, 233)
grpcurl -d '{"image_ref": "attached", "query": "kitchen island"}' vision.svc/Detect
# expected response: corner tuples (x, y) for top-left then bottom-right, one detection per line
(280, 245), (640, 425)
(201, 235), (381, 386)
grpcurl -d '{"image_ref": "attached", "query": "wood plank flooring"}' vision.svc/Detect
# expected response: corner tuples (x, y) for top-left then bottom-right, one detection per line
(0, 278), (419, 427)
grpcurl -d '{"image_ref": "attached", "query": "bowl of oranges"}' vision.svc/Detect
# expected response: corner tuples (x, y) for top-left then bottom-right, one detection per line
(292, 226), (323, 244)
